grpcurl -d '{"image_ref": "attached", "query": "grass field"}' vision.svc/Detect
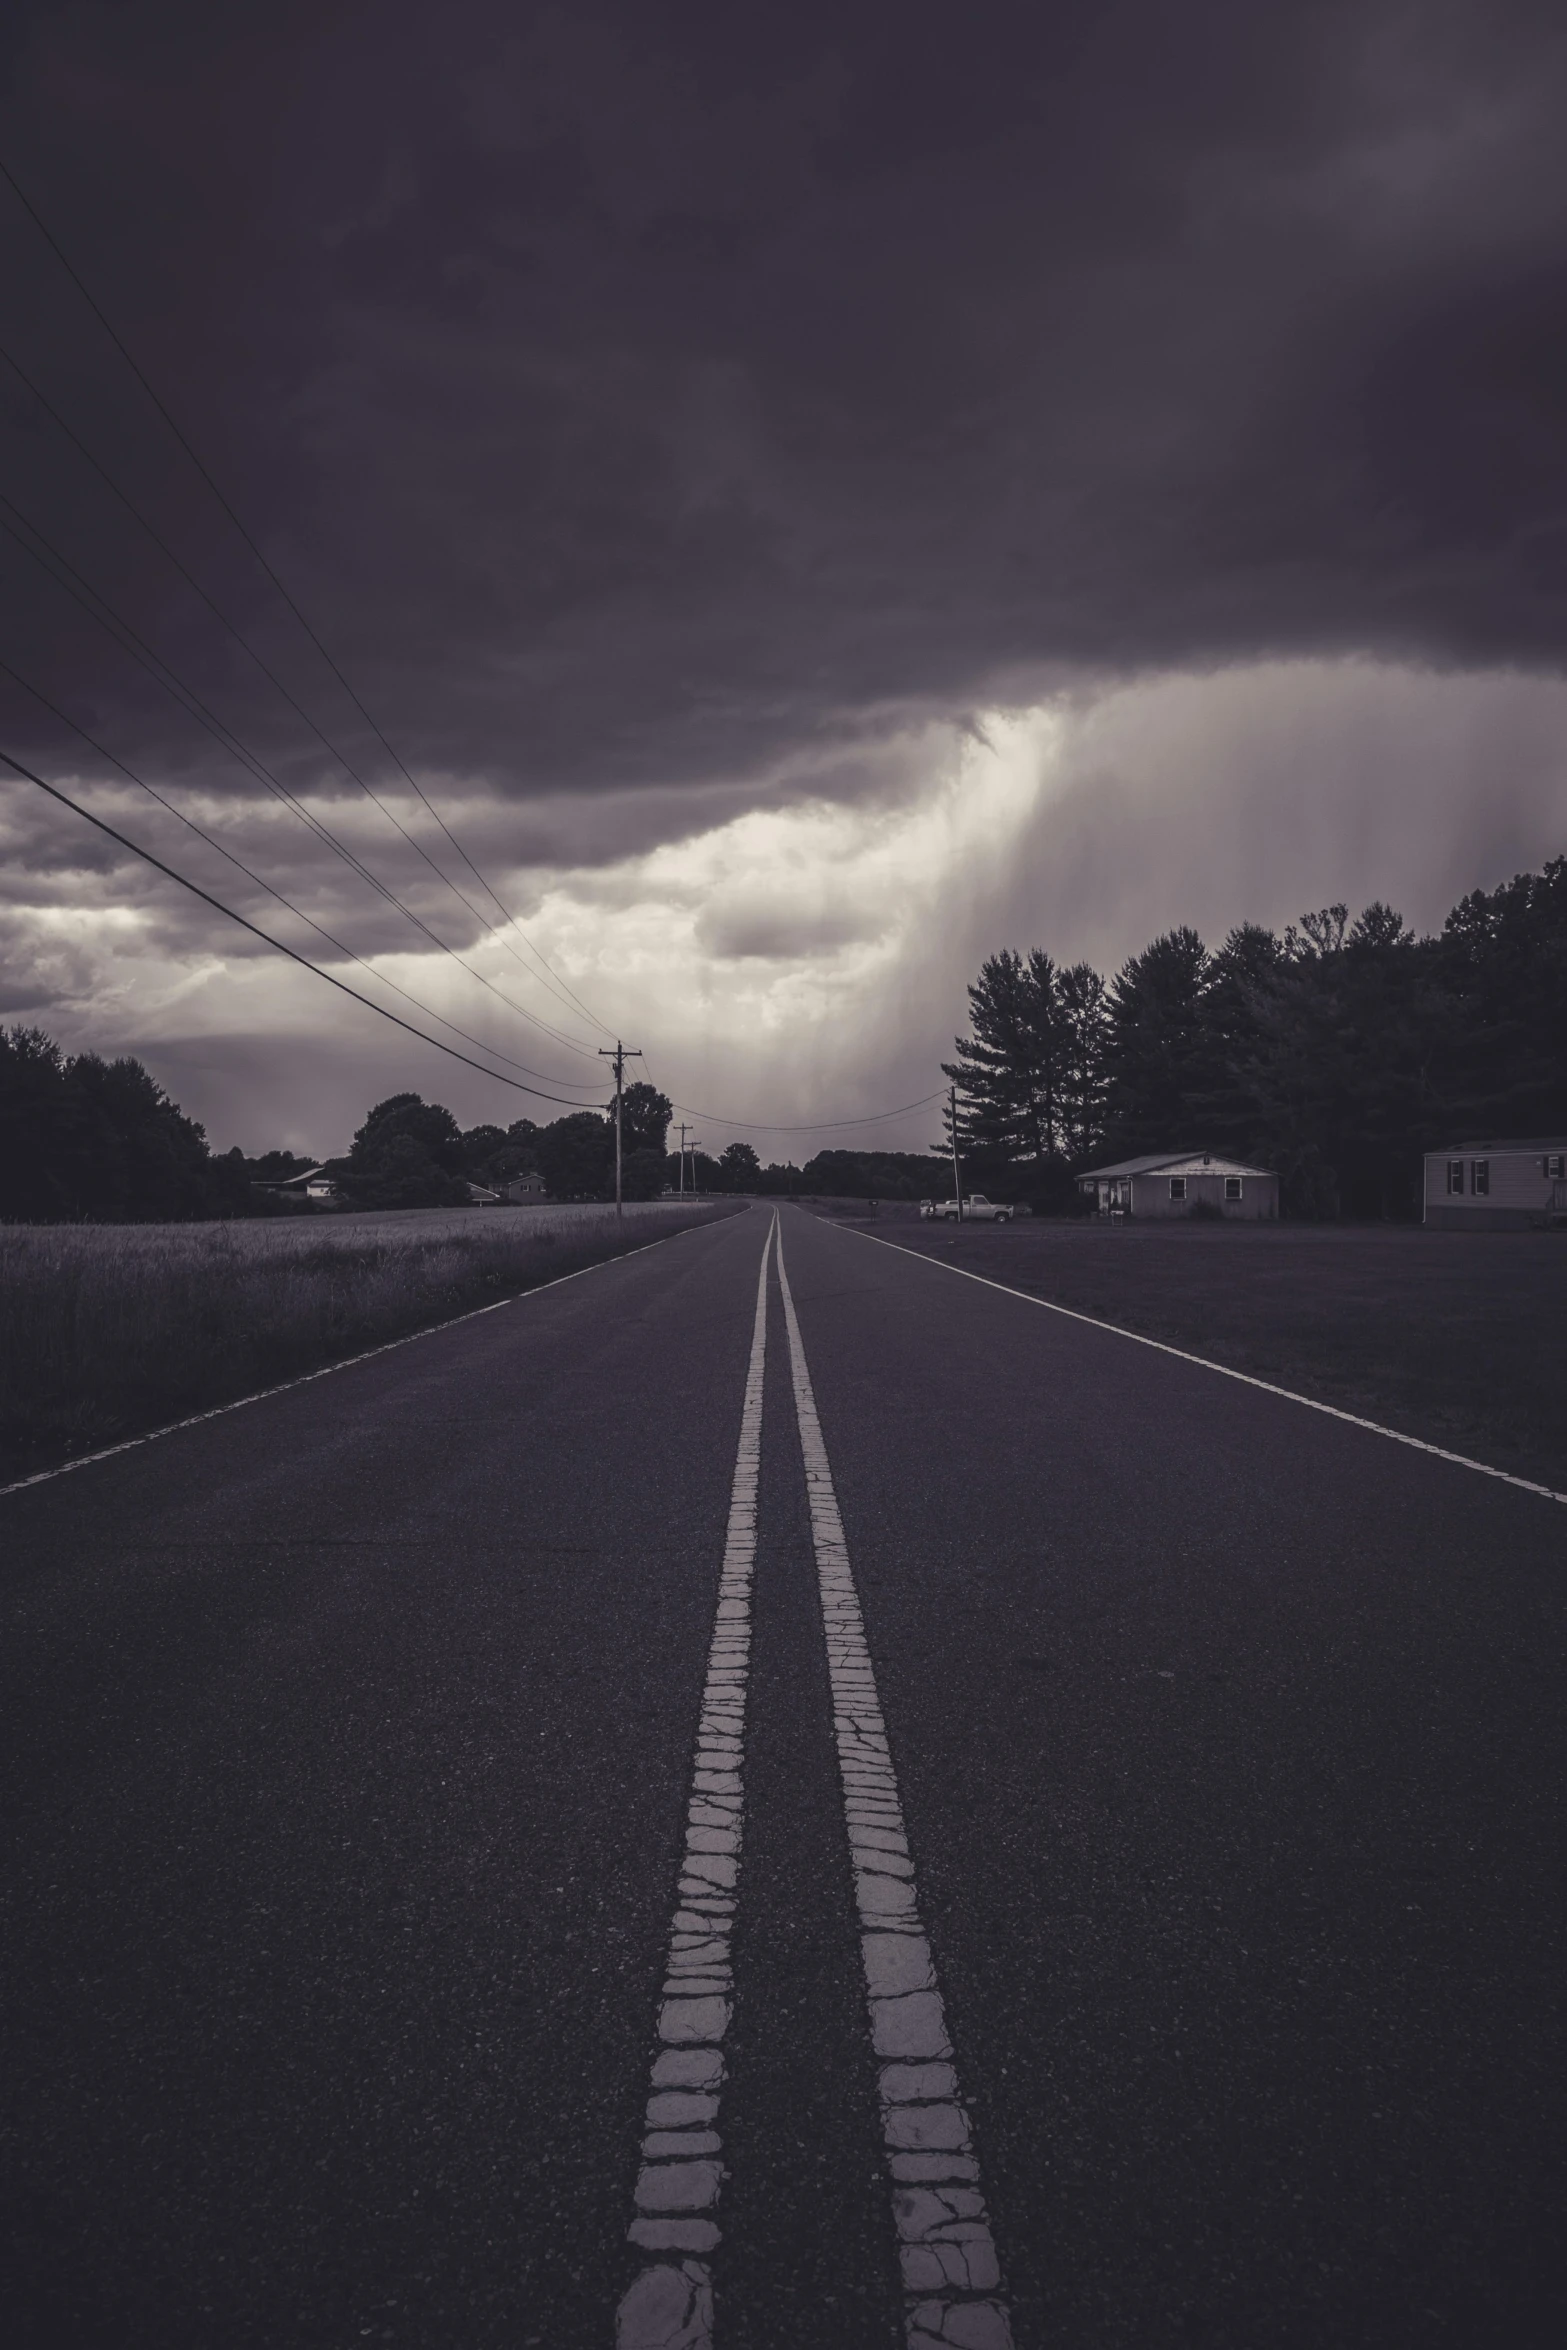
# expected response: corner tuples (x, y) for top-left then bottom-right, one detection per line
(813, 1206), (1567, 1496)
(0, 1199), (742, 1485)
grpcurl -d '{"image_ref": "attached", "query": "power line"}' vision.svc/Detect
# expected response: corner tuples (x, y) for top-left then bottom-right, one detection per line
(0, 658), (602, 1094)
(0, 502), (948, 1139)
(0, 496), (602, 1075)
(0, 494), (606, 1078)
(0, 334), (609, 1052)
(0, 746), (602, 1108)
(0, 154), (616, 1046)
(1, 691), (952, 1135)
(643, 1070), (949, 1136)
(0, 163), (958, 1146)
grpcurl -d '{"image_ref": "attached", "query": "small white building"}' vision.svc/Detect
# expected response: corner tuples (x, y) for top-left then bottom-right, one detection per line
(1078, 1151), (1280, 1220)
(269, 1165), (341, 1205)
(1423, 1138), (1567, 1231)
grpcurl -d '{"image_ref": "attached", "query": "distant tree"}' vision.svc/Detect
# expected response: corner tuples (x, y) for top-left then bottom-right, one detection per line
(620, 1082), (674, 1158)
(0, 1027), (78, 1219)
(248, 1149), (315, 1183)
(352, 1094), (466, 1171)
(208, 1144), (255, 1217)
(622, 1146), (668, 1201)
(1191, 923), (1284, 1156)
(1236, 903), (1449, 1218)
(535, 1111), (614, 1199)
(1438, 856), (1567, 1136)
(718, 1141), (762, 1193)
(942, 948), (1064, 1164)
(798, 1148), (940, 1201)
(449, 1115), (541, 1189)
(69, 1053), (216, 1219)
(458, 1120), (542, 1189)
(337, 1093), (469, 1209)
(460, 1123), (509, 1171)
(1055, 962), (1110, 1163)
(0, 1026), (230, 1221)
(1101, 927), (1214, 1156)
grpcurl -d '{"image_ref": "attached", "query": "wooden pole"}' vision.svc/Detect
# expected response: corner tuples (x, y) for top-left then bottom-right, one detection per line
(950, 1085), (963, 1222)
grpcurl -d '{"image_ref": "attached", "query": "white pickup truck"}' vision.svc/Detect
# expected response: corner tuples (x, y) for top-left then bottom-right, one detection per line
(919, 1194), (1014, 1223)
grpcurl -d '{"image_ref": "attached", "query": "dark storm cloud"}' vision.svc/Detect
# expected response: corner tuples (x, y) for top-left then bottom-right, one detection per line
(2, 0), (1567, 836)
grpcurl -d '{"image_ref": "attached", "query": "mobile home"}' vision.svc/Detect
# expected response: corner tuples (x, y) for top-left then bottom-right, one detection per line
(1423, 1139), (1567, 1230)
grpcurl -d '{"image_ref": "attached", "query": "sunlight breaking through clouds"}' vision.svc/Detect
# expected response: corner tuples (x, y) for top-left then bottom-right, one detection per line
(519, 710), (1056, 1067)
(4, 661), (1565, 1160)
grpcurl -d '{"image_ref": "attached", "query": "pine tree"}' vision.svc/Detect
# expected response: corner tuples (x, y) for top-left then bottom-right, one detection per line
(1055, 963), (1109, 1163)
(1101, 928), (1214, 1156)
(1439, 857), (1567, 1135)
(941, 948), (1064, 1165)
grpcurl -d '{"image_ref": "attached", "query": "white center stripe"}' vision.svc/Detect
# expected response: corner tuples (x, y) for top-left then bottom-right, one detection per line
(615, 1213), (776, 2350)
(775, 1221), (1015, 2350)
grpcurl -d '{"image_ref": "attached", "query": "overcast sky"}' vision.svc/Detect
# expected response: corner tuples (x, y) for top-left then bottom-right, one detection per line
(3, 1), (1566, 1158)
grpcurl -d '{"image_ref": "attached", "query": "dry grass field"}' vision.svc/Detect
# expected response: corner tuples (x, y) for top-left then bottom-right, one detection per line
(814, 1206), (1567, 1496)
(0, 1199), (741, 1484)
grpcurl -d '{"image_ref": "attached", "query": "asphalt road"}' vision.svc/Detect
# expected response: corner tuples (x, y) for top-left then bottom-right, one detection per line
(3, 1204), (1565, 2347)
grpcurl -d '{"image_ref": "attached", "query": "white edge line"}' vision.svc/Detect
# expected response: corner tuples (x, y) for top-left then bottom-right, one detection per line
(0, 1207), (745, 1503)
(832, 1218), (1567, 1509)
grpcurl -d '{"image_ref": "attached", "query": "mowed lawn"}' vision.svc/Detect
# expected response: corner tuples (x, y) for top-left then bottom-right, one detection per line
(819, 1209), (1567, 1496)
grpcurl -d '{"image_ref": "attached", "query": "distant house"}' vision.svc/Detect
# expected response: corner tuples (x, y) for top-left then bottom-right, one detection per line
(501, 1172), (546, 1203)
(1423, 1138), (1567, 1231)
(465, 1181), (501, 1205)
(268, 1165), (341, 1205)
(1077, 1151), (1280, 1220)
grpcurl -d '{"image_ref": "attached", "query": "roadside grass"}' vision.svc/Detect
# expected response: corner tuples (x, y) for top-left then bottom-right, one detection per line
(821, 1212), (1567, 1496)
(0, 1200), (743, 1483)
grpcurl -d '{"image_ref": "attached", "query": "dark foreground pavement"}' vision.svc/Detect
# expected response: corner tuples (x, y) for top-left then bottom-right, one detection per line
(3, 1204), (1564, 2346)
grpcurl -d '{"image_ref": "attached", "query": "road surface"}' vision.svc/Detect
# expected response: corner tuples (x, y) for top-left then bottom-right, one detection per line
(3, 1204), (1564, 2347)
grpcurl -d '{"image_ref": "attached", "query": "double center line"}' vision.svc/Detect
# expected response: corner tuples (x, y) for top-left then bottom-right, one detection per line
(615, 1214), (1013, 2350)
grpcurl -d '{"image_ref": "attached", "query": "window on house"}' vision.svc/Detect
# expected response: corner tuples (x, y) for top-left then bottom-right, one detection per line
(1472, 1159), (1490, 1196)
(1447, 1160), (1464, 1194)
(1548, 1154), (1566, 1180)
(1224, 1176), (1242, 1201)
(1169, 1176), (1186, 1200)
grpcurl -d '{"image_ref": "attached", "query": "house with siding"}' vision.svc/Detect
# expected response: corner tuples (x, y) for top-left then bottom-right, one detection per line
(1077, 1151), (1280, 1220)
(1422, 1138), (1567, 1230)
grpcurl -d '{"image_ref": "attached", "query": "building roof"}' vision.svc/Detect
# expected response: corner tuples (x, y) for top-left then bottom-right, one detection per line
(1426, 1137), (1567, 1155)
(1078, 1151), (1277, 1180)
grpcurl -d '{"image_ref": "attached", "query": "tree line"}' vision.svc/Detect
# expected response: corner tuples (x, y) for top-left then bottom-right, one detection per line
(6, 853), (1559, 1223)
(309, 1098), (947, 1207)
(943, 856), (1567, 1218)
(0, 1048), (690, 1220)
(0, 1030), (945, 1221)
(0, 1028), (254, 1223)
(0, 1044), (873, 1220)
(332, 1084), (682, 1209)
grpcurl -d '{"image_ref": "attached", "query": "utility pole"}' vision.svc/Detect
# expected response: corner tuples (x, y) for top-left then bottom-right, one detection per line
(675, 1121), (691, 1197)
(598, 1040), (643, 1216)
(949, 1084), (964, 1223)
